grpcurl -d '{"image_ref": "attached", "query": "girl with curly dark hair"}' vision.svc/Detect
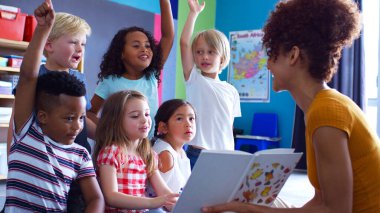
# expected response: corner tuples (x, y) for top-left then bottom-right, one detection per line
(87, 0), (174, 138)
(202, 0), (380, 213)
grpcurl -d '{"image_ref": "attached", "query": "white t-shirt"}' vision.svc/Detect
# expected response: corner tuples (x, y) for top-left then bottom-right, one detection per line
(186, 66), (241, 150)
(153, 139), (191, 194)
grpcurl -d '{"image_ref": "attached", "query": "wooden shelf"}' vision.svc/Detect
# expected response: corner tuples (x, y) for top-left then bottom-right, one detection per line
(0, 94), (14, 99)
(0, 38), (29, 51)
(0, 123), (9, 128)
(0, 66), (19, 73)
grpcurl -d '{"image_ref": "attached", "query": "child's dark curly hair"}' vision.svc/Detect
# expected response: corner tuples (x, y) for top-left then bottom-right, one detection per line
(36, 71), (86, 111)
(98, 26), (163, 83)
(262, 0), (361, 82)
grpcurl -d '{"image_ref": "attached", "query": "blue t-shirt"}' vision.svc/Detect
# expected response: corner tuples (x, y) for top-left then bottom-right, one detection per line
(95, 74), (158, 138)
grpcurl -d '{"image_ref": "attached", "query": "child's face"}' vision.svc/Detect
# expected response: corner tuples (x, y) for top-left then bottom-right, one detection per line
(193, 36), (222, 79)
(122, 31), (153, 76)
(123, 98), (151, 142)
(161, 105), (196, 146)
(45, 32), (87, 71)
(38, 94), (86, 145)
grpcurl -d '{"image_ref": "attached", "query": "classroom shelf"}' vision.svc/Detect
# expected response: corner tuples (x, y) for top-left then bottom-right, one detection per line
(0, 66), (19, 73)
(0, 38), (28, 51)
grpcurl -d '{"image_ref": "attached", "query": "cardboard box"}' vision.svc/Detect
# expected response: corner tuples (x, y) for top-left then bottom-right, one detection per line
(0, 10), (27, 41)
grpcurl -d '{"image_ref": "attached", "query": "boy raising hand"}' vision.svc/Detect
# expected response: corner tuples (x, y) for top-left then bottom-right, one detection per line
(5, 1), (104, 212)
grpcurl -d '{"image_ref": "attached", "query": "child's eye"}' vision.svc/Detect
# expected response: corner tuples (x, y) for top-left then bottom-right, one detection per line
(80, 115), (86, 120)
(196, 50), (203, 55)
(145, 112), (150, 117)
(176, 117), (183, 121)
(145, 44), (151, 49)
(66, 116), (74, 121)
(81, 43), (86, 47)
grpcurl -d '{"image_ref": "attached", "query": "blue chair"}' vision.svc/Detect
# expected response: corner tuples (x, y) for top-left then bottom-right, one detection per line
(235, 113), (281, 153)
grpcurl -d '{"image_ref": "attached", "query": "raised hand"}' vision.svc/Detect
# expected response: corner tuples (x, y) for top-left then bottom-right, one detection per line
(188, 0), (205, 15)
(34, 0), (55, 27)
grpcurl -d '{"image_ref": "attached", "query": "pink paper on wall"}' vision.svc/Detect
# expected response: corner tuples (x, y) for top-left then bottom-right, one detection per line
(154, 13), (163, 105)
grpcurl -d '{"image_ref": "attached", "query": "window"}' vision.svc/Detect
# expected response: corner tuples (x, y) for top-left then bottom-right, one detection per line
(363, 0), (380, 135)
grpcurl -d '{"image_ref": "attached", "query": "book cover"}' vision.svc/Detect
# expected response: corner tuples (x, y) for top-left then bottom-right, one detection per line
(172, 149), (302, 213)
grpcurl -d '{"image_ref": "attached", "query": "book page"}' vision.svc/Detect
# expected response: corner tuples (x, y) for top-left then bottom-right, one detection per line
(172, 150), (252, 213)
(230, 150), (302, 206)
(254, 148), (295, 155)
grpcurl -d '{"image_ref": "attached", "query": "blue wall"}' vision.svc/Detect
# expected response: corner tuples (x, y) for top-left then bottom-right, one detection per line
(216, 1), (296, 148)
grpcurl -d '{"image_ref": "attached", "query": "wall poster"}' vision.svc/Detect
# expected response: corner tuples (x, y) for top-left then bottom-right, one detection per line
(228, 29), (270, 102)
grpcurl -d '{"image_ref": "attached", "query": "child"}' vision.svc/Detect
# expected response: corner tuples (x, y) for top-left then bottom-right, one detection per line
(7, 9), (96, 213)
(94, 90), (178, 212)
(7, 11), (94, 154)
(180, 0), (241, 168)
(202, 0), (380, 212)
(87, 0), (174, 138)
(153, 99), (195, 194)
(5, 1), (104, 212)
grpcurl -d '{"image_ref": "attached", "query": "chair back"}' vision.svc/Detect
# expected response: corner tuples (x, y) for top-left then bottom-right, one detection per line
(250, 113), (279, 138)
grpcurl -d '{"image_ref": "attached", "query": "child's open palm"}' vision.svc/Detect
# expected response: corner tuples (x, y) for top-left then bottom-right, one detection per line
(34, 0), (55, 27)
(188, 0), (205, 15)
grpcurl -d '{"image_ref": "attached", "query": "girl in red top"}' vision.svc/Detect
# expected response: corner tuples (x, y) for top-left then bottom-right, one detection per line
(94, 90), (178, 212)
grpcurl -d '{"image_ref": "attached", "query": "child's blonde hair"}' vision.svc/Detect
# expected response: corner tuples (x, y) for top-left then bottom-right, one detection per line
(94, 90), (155, 175)
(191, 29), (230, 71)
(44, 12), (91, 57)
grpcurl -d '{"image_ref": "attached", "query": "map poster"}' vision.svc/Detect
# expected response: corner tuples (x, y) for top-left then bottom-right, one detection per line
(228, 29), (270, 102)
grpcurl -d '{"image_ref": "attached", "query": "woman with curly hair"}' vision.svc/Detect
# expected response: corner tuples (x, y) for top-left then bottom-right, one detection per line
(202, 0), (380, 212)
(87, 0), (174, 138)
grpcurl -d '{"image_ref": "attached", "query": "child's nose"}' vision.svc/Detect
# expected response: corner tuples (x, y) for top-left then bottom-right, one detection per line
(72, 119), (83, 131)
(141, 116), (149, 123)
(185, 119), (192, 127)
(76, 44), (83, 52)
(141, 46), (149, 52)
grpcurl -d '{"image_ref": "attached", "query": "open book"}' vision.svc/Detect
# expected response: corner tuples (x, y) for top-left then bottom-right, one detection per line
(172, 148), (303, 213)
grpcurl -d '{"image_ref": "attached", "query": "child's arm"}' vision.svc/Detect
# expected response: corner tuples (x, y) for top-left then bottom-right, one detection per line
(99, 165), (178, 210)
(85, 117), (96, 140)
(180, 0), (205, 81)
(78, 176), (105, 213)
(6, 110), (14, 157)
(158, 0), (175, 66)
(87, 95), (104, 124)
(14, 0), (54, 133)
(148, 169), (179, 211)
(158, 150), (174, 173)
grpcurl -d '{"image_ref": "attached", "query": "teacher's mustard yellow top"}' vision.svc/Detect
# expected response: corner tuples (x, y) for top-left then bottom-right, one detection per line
(306, 89), (380, 213)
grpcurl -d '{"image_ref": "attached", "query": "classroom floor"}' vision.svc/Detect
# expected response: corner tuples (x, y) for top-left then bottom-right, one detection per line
(0, 170), (313, 210)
